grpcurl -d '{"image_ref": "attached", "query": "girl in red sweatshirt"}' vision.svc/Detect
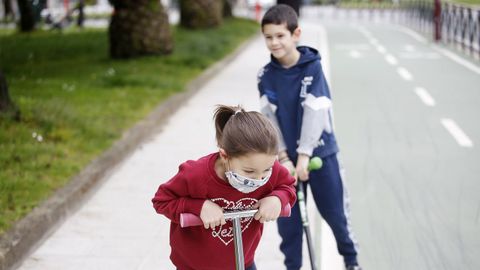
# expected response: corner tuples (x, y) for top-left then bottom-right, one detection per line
(152, 105), (296, 270)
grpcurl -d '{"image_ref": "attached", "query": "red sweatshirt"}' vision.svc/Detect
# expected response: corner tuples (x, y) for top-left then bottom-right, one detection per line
(152, 152), (296, 270)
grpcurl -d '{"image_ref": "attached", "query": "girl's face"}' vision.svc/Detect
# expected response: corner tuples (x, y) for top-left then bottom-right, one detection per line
(223, 151), (277, 180)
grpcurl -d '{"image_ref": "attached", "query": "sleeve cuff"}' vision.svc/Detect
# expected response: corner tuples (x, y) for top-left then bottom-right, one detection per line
(296, 146), (313, 157)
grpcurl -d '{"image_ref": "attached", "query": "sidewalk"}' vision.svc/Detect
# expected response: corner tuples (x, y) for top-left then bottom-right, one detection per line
(14, 21), (341, 270)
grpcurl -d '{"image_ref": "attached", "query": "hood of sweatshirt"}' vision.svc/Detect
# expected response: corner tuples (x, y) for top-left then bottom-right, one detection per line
(269, 46), (321, 72)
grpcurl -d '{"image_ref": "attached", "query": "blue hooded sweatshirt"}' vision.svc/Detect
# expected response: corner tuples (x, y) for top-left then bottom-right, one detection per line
(257, 46), (339, 161)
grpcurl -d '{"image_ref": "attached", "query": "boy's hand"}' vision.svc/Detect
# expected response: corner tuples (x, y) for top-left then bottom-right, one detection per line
(296, 154), (310, 182)
(200, 200), (226, 230)
(253, 196), (281, 223)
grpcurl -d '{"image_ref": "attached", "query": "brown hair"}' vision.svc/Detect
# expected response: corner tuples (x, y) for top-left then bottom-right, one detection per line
(214, 105), (279, 158)
(261, 4), (298, 34)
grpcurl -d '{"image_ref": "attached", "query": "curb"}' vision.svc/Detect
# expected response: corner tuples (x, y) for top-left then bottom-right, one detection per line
(0, 32), (261, 270)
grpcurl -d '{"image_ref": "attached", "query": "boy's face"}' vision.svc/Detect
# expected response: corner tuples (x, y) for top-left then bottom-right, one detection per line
(262, 23), (300, 61)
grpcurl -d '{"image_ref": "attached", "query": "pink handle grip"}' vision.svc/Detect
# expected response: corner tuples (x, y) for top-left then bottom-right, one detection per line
(281, 203), (291, 217)
(180, 204), (291, 228)
(180, 213), (204, 228)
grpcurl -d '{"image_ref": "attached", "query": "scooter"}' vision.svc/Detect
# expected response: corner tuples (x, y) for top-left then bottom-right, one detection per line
(180, 204), (291, 270)
(297, 157), (323, 270)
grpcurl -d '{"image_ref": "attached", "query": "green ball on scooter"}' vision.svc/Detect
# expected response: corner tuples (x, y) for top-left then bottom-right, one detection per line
(308, 157), (323, 171)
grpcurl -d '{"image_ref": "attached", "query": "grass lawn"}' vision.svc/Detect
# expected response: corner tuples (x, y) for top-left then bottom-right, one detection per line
(448, 0), (480, 6)
(0, 18), (259, 235)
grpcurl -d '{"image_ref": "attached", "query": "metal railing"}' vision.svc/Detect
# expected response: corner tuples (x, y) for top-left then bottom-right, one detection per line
(332, 0), (480, 58)
(441, 2), (480, 56)
(401, 0), (480, 57)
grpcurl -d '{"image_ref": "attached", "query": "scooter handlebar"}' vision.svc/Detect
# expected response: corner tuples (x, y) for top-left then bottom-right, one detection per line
(180, 203), (291, 228)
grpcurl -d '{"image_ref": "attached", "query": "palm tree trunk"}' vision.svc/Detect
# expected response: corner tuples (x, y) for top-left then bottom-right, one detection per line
(0, 70), (20, 120)
(223, 0), (233, 18)
(3, 0), (14, 20)
(180, 0), (223, 29)
(109, 0), (173, 59)
(17, 0), (35, 31)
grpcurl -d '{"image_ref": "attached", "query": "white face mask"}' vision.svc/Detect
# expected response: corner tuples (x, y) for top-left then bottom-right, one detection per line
(225, 170), (271, 193)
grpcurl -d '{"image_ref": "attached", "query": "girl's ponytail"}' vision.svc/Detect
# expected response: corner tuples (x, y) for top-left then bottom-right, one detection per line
(214, 105), (237, 144)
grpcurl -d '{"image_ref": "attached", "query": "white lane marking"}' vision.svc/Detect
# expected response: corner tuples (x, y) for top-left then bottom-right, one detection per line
(317, 24), (331, 83)
(357, 26), (372, 37)
(320, 219), (344, 270)
(432, 45), (480, 75)
(385, 54), (398, 65)
(397, 67), (413, 81)
(414, 87), (436, 106)
(335, 44), (371, 50)
(316, 23), (344, 270)
(441, 118), (474, 147)
(376, 45), (387, 54)
(404, 44), (416, 52)
(399, 26), (480, 75)
(398, 52), (441, 59)
(398, 26), (428, 44)
(369, 38), (379, 45)
(349, 50), (363, 58)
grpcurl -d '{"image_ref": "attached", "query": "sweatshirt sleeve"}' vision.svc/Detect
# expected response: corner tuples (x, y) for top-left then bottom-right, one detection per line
(297, 63), (334, 157)
(258, 68), (288, 152)
(267, 161), (297, 209)
(151, 163), (206, 224)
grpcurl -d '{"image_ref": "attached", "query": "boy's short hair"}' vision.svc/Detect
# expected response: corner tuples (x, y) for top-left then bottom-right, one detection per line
(261, 4), (298, 34)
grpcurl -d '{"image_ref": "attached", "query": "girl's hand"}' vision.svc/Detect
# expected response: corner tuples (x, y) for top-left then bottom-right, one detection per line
(200, 200), (226, 230)
(253, 196), (281, 223)
(296, 154), (310, 182)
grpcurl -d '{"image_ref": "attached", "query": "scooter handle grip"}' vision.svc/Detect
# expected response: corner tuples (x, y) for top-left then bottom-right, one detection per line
(180, 203), (291, 228)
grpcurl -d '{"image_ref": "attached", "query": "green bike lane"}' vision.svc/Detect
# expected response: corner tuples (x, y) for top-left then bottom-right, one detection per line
(310, 18), (480, 270)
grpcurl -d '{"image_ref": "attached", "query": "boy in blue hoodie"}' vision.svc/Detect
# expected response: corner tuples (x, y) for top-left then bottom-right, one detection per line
(257, 4), (362, 270)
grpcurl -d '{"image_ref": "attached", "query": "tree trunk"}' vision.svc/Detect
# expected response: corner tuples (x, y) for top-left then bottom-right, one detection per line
(0, 70), (20, 120)
(3, 0), (13, 20)
(17, 0), (35, 31)
(109, 0), (173, 59)
(180, 0), (223, 29)
(223, 0), (233, 18)
(77, 0), (85, 27)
